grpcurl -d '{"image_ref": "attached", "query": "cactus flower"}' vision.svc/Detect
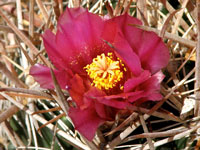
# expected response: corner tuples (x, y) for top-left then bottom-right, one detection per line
(30, 7), (169, 140)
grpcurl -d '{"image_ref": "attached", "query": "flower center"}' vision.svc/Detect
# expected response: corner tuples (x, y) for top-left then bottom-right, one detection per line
(84, 53), (126, 90)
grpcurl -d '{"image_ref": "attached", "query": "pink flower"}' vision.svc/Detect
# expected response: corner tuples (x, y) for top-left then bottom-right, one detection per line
(30, 7), (169, 140)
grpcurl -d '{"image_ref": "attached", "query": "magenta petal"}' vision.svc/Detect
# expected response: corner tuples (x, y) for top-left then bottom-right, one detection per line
(102, 20), (142, 76)
(55, 8), (105, 71)
(135, 31), (170, 73)
(43, 29), (85, 74)
(84, 87), (106, 101)
(112, 14), (169, 73)
(43, 8), (105, 73)
(126, 71), (165, 102)
(127, 91), (146, 102)
(124, 70), (151, 92)
(146, 92), (163, 101)
(58, 7), (85, 23)
(94, 102), (109, 119)
(83, 88), (109, 119)
(104, 91), (145, 104)
(30, 64), (69, 89)
(128, 91), (163, 103)
(83, 87), (129, 109)
(69, 87), (110, 140)
(104, 91), (143, 100)
(58, 8), (104, 46)
(42, 30), (68, 70)
(135, 71), (164, 102)
(128, 91), (162, 102)
(69, 107), (105, 141)
(69, 74), (86, 107)
(139, 71), (164, 91)
(97, 97), (129, 109)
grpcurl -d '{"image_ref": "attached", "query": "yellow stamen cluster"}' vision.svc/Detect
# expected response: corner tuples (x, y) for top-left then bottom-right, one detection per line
(84, 53), (126, 90)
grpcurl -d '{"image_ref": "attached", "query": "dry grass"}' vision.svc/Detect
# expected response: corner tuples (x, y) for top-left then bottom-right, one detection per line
(0, 0), (199, 149)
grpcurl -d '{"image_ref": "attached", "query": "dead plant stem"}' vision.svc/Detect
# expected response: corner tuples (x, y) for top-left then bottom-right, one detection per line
(194, 0), (200, 116)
